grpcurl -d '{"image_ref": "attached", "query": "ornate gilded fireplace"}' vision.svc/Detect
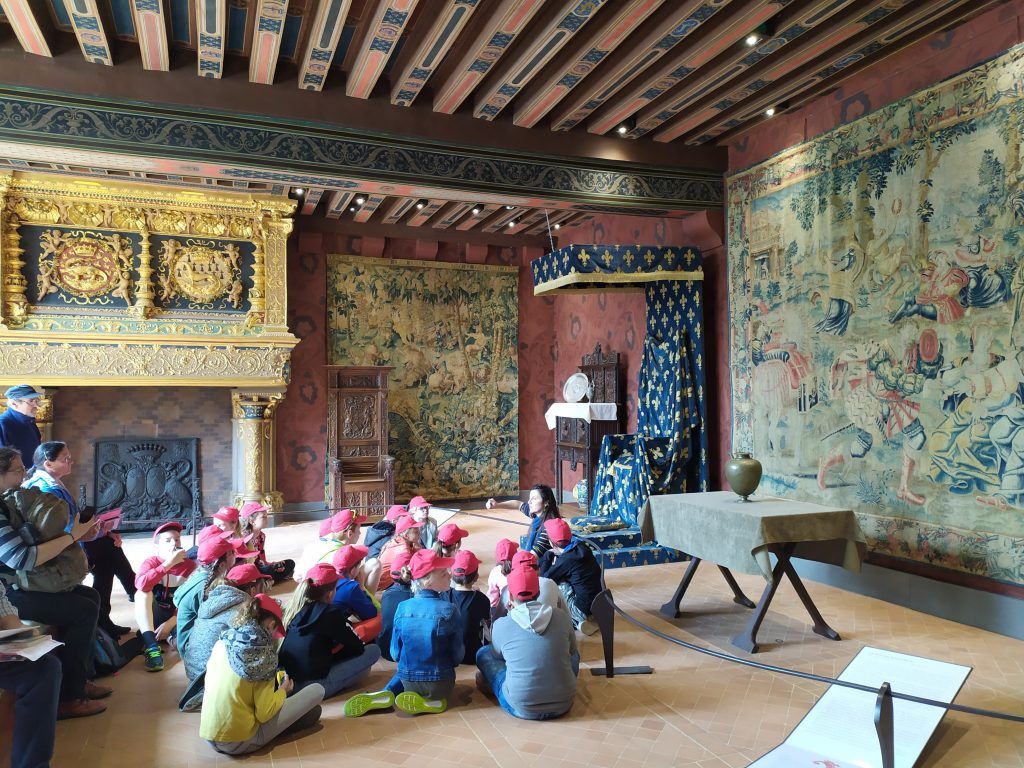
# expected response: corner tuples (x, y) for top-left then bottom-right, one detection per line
(0, 172), (297, 512)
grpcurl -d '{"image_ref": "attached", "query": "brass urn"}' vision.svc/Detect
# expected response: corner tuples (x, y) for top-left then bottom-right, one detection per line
(725, 452), (762, 501)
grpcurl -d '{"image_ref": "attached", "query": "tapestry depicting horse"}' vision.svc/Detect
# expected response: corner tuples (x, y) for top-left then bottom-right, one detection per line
(327, 255), (519, 500)
(728, 45), (1024, 585)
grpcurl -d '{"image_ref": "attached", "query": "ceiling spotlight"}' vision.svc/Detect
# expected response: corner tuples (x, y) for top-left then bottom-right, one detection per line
(415, 199), (426, 209)
(508, 220), (516, 227)
(355, 196), (365, 205)
(349, 205), (357, 212)
(765, 107), (776, 117)
(294, 187), (305, 195)
(617, 124), (628, 134)
(615, 117), (637, 136)
(554, 223), (561, 230)
(745, 33), (759, 46)
(471, 205), (482, 215)
(504, 204), (514, 210)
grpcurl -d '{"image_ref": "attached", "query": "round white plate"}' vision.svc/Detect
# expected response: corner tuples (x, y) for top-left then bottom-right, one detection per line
(563, 372), (591, 403)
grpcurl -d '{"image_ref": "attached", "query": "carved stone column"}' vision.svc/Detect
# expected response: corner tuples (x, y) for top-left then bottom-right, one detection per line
(132, 227), (156, 319)
(231, 389), (285, 514)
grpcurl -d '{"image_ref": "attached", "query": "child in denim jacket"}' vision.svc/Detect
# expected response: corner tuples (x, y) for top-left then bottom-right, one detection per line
(343, 549), (462, 717)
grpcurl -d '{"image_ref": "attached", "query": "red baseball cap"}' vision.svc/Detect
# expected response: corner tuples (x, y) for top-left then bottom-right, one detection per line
(386, 504), (408, 522)
(408, 495), (429, 509)
(317, 518), (332, 537)
(331, 509), (368, 532)
(231, 537), (260, 559)
(389, 548), (415, 575)
(395, 516), (422, 535)
(226, 563), (264, 586)
(494, 539), (519, 562)
(511, 550), (538, 569)
(437, 523), (469, 547)
(306, 562), (340, 587)
(213, 506), (240, 524)
(239, 501), (269, 519)
(544, 518), (572, 546)
(409, 549), (454, 580)
(452, 550), (481, 576)
(197, 531), (233, 564)
(507, 567), (540, 602)
(255, 593), (286, 638)
(198, 524), (224, 543)
(332, 544), (369, 573)
(152, 521), (183, 544)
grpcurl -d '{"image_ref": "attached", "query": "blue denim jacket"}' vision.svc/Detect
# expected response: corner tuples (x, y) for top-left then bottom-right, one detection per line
(390, 589), (463, 682)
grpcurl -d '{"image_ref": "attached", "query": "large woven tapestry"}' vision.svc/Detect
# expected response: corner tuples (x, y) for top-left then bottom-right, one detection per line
(327, 256), (519, 500)
(728, 45), (1024, 585)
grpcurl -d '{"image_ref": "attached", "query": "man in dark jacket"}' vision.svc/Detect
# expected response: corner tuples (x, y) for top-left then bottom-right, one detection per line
(538, 518), (602, 636)
(0, 385), (42, 468)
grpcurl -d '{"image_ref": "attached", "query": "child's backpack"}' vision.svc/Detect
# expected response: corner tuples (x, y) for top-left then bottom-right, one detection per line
(93, 627), (142, 677)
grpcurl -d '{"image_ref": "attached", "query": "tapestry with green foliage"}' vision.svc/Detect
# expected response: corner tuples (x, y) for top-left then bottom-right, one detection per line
(327, 256), (520, 500)
(728, 45), (1024, 585)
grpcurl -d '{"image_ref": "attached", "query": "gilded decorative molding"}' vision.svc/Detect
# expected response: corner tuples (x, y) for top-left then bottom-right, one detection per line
(36, 229), (133, 305)
(231, 389), (285, 420)
(132, 228), (155, 319)
(231, 388), (285, 510)
(1, 215), (28, 327)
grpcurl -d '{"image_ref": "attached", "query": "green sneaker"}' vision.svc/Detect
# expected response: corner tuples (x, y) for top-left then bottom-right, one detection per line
(143, 645), (164, 672)
(343, 690), (395, 718)
(395, 691), (447, 715)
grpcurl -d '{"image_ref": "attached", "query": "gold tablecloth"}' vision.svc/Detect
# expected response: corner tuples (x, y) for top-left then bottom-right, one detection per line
(639, 491), (867, 580)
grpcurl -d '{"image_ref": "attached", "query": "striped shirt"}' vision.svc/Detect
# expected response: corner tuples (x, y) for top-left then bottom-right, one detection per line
(0, 498), (37, 572)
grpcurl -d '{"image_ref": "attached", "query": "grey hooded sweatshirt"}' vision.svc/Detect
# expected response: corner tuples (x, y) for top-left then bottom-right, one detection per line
(182, 584), (249, 681)
(488, 599), (578, 717)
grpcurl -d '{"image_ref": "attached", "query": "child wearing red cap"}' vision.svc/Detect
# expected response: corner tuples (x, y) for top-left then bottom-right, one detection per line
(486, 539), (518, 611)
(331, 545), (381, 642)
(493, 549), (569, 622)
(133, 521), (198, 672)
(173, 530), (243, 659)
(363, 504), (407, 559)
(433, 522), (468, 558)
(376, 548), (414, 662)
(201, 594), (324, 755)
(239, 502), (295, 584)
(486, 484), (562, 557)
(294, 509), (374, 586)
(375, 514), (423, 591)
(344, 549), (461, 718)
(408, 495), (438, 550)
(476, 566), (579, 721)
(212, 506), (242, 536)
(538, 519), (602, 635)
(279, 563), (381, 699)
(444, 550), (491, 664)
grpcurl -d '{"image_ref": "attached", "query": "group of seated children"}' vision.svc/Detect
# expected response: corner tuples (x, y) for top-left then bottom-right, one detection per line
(137, 487), (602, 756)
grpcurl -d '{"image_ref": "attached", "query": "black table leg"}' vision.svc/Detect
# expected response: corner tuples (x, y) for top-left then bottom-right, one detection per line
(781, 558), (841, 640)
(660, 557), (702, 618)
(730, 547), (791, 653)
(717, 566), (756, 608)
(590, 589), (653, 678)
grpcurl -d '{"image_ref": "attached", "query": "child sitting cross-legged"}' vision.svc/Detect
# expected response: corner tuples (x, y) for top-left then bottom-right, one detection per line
(444, 550), (491, 664)
(376, 548), (414, 661)
(376, 514), (422, 591)
(476, 565), (579, 721)
(279, 563), (382, 699)
(331, 545), (381, 642)
(494, 549), (569, 621)
(344, 549), (462, 718)
(200, 594), (324, 755)
(538, 519), (602, 636)
(239, 502), (295, 584)
(134, 521), (197, 672)
(486, 539), (518, 615)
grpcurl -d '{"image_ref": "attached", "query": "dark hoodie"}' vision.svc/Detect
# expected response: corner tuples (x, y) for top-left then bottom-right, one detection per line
(363, 520), (395, 559)
(539, 540), (602, 616)
(183, 584), (249, 682)
(279, 601), (364, 685)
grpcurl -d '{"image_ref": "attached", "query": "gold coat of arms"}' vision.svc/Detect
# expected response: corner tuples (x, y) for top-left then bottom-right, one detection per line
(37, 230), (133, 305)
(158, 239), (244, 308)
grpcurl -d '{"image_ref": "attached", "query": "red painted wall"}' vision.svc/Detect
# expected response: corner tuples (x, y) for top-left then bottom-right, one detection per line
(728, 1), (1024, 172)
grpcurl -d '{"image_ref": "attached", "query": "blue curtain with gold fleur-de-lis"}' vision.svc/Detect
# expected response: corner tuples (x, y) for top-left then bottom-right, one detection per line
(531, 245), (707, 530)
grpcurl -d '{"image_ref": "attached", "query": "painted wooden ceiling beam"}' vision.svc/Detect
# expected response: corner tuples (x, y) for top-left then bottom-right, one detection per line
(455, 203), (499, 230)
(587, 0), (783, 135)
(380, 196), (417, 224)
(524, 209), (574, 235)
(352, 192), (386, 222)
(505, 209), (547, 235)
(130, 0), (169, 71)
(300, 187), (326, 215)
(346, 0), (419, 99)
(634, 0), (889, 140)
(547, 0), (731, 132)
(482, 206), (523, 232)
(195, 0), (227, 78)
(472, 0), (610, 121)
(432, 202), (475, 229)
(390, 0), (480, 107)
(432, 0), (547, 114)
(404, 198), (446, 226)
(298, 0), (352, 90)
(0, 0), (53, 56)
(63, 0), (114, 65)
(325, 190), (355, 218)
(249, 0), (288, 85)
(513, 0), (666, 128)
(677, 0), (992, 144)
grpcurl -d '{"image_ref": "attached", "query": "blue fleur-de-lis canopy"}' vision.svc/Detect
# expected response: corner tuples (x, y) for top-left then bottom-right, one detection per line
(531, 245), (708, 528)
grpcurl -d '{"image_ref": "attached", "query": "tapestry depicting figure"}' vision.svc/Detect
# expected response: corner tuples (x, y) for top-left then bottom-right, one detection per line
(728, 44), (1024, 585)
(326, 255), (519, 500)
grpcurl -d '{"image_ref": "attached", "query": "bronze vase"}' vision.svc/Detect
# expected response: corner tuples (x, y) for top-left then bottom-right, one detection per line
(725, 452), (762, 501)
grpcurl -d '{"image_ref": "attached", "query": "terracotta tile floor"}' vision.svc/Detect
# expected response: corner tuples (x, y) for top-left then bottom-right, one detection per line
(53, 505), (1024, 767)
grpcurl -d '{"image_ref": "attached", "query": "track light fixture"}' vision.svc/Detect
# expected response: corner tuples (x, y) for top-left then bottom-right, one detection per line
(355, 196), (365, 205)
(508, 220), (516, 227)
(416, 199), (427, 209)
(349, 205), (357, 212)
(504, 204), (514, 210)
(615, 117), (637, 136)
(554, 223), (561, 230)
(294, 187), (305, 195)
(471, 204), (482, 215)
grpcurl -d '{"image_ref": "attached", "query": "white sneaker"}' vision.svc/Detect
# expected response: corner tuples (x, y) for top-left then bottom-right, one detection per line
(580, 618), (600, 636)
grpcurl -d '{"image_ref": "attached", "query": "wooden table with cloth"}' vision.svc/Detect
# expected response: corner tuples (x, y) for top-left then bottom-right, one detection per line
(639, 491), (866, 653)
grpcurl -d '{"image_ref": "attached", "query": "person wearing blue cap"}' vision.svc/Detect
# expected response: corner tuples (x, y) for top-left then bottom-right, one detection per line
(0, 385), (43, 469)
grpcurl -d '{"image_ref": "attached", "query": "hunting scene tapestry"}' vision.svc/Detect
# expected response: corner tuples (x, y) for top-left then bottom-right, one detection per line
(327, 256), (519, 500)
(727, 45), (1024, 585)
